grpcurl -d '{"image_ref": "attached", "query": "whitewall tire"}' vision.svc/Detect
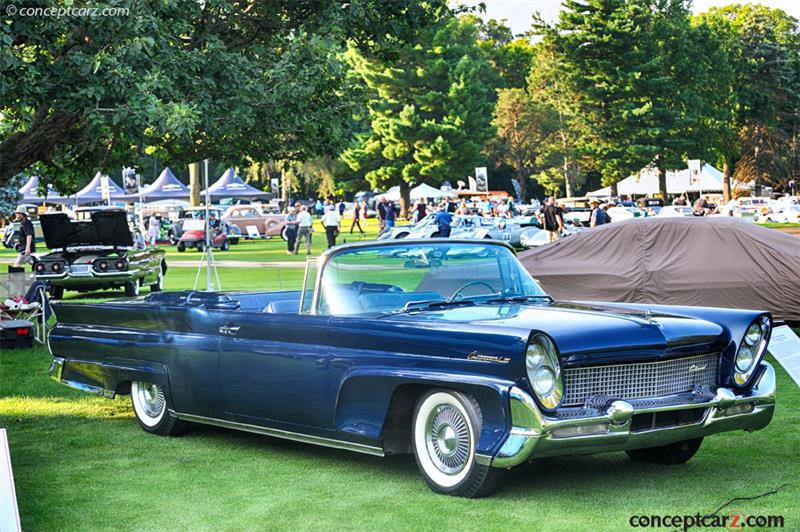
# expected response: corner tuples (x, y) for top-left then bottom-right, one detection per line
(412, 390), (502, 497)
(130, 381), (186, 436)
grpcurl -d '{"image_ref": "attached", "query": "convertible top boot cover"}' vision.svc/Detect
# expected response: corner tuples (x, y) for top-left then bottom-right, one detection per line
(519, 217), (800, 322)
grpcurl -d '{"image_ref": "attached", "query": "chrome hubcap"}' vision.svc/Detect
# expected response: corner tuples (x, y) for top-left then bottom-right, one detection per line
(137, 383), (165, 419)
(426, 405), (470, 475)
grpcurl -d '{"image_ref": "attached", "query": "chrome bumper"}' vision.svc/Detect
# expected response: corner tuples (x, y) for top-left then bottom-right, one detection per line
(491, 361), (776, 468)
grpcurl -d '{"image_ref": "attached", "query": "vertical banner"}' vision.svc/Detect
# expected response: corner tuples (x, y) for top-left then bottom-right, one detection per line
(475, 167), (488, 192)
(687, 160), (702, 187)
(122, 167), (139, 194)
(270, 178), (280, 195)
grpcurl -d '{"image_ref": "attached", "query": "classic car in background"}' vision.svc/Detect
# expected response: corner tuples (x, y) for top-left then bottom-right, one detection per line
(48, 239), (775, 497)
(557, 197), (592, 226)
(176, 219), (231, 252)
(637, 197), (664, 216)
(519, 222), (585, 248)
(755, 204), (800, 224)
(169, 207), (242, 245)
(658, 206), (695, 218)
(33, 210), (167, 299)
(222, 204), (286, 240)
(3, 204), (44, 249)
(378, 214), (526, 247)
(607, 205), (647, 223)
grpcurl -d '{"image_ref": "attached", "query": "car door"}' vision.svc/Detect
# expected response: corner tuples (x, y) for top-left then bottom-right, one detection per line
(218, 311), (333, 429)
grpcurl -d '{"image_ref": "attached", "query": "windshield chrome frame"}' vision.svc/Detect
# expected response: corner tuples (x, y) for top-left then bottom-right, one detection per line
(307, 238), (521, 316)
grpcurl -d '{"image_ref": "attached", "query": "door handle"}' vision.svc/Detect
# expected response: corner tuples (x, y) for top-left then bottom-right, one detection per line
(219, 324), (240, 336)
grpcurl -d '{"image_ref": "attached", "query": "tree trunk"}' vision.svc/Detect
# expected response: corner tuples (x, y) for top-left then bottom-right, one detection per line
(0, 110), (82, 185)
(188, 163), (201, 207)
(563, 156), (573, 198)
(656, 156), (667, 200)
(610, 182), (618, 197)
(722, 156), (732, 203)
(515, 169), (527, 202)
(399, 181), (411, 220)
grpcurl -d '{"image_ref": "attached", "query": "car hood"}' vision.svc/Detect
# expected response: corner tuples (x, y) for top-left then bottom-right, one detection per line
(383, 301), (726, 364)
(40, 211), (133, 249)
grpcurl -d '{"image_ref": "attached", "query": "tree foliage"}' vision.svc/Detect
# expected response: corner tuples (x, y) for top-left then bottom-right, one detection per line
(0, 0), (452, 189)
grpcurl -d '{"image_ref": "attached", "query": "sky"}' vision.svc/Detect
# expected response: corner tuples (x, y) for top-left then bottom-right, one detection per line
(461, 0), (800, 35)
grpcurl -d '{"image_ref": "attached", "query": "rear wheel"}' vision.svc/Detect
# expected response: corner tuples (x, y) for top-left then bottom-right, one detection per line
(150, 266), (163, 292)
(221, 239), (230, 251)
(177, 242), (186, 252)
(626, 437), (703, 465)
(412, 390), (503, 497)
(196, 241), (205, 253)
(124, 281), (140, 297)
(50, 286), (64, 300)
(280, 226), (289, 241)
(130, 381), (186, 436)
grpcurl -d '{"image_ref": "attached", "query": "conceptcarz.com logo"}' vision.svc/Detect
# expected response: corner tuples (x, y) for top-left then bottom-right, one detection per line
(629, 511), (785, 530)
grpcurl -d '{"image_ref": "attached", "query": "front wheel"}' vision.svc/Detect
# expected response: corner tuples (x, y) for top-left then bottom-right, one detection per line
(177, 242), (186, 252)
(412, 390), (502, 497)
(626, 437), (703, 465)
(221, 239), (230, 251)
(130, 381), (186, 436)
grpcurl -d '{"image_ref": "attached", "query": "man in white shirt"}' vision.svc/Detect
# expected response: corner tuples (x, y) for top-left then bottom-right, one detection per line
(295, 206), (314, 255)
(321, 204), (341, 249)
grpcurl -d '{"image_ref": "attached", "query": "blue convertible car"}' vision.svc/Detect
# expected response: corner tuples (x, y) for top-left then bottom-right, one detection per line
(47, 239), (776, 497)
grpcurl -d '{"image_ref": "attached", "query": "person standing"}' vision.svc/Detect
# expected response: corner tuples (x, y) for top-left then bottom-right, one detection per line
(294, 206), (314, 255)
(497, 199), (510, 218)
(147, 214), (160, 246)
(385, 201), (397, 228)
(377, 197), (388, 232)
(284, 206), (299, 254)
(12, 206), (36, 268)
(434, 205), (453, 237)
(321, 205), (341, 248)
(338, 200), (346, 217)
(589, 198), (608, 227)
(414, 199), (427, 223)
(350, 201), (365, 234)
(538, 196), (564, 243)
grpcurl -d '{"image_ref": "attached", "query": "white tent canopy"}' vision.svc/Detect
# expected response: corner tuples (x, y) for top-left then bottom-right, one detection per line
(373, 183), (457, 202)
(587, 163), (741, 197)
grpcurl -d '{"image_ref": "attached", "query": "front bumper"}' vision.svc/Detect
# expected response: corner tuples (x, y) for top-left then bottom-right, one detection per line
(490, 361), (776, 468)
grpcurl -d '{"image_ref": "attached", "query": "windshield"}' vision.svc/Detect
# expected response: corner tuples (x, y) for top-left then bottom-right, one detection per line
(316, 242), (546, 316)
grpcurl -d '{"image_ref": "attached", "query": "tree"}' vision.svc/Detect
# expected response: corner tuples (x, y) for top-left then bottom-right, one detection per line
(490, 88), (558, 200)
(0, 0), (452, 189)
(342, 16), (498, 214)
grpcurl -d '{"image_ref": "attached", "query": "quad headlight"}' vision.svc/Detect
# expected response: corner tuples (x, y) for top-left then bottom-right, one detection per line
(734, 316), (770, 385)
(526, 334), (563, 410)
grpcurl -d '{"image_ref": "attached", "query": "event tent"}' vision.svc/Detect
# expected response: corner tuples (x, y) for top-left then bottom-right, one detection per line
(17, 175), (70, 204)
(74, 172), (128, 205)
(200, 168), (270, 200)
(373, 183), (457, 202)
(587, 163), (741, 197)
(135, 167), (190, 202)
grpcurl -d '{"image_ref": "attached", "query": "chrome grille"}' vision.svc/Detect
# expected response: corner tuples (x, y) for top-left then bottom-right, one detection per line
(562, 353), (718, 407)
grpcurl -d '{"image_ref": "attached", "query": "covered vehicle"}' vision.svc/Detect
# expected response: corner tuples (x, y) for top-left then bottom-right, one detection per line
(519, 217), (800, 322)
(49, 239), (776, 497)
(33, 210), (166, 298)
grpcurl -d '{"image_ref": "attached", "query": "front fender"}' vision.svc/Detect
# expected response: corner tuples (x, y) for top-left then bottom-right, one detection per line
(334, 367), (514, 456)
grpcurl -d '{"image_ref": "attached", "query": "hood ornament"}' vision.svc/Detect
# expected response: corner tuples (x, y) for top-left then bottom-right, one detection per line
(644, 309), (654, 325)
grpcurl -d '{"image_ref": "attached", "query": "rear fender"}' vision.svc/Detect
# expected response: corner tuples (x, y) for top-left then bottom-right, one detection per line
(57, 357), (170, 399)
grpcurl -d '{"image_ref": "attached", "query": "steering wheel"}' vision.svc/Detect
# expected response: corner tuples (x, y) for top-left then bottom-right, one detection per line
(450, 280), (497, 301)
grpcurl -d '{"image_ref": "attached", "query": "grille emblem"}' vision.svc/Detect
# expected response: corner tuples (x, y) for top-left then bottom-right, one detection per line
(688, 364), (707, 373)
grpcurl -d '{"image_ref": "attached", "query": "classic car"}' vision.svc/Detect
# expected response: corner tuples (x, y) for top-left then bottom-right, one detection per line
(33, 210), (167, 299)
(556, 197), (593, 226)
(170, 207), (242, 245)
(47, 239), (776, 497)
(755, 204), (800, 224)
(3, 204), (45, 249)
(222, 204), (286, 240)
(176, 219), (230, 252)
(658, 206), (695, 218)
(379, 214), (526, 247)
(519, 222), (585, 248)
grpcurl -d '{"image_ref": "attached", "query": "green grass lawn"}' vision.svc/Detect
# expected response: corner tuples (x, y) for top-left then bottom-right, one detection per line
(1, 345), (797, 530)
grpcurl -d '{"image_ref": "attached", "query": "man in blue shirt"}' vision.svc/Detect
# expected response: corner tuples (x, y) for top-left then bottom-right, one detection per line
(385, 202), (396, 228)
(434, 206), (453, 237)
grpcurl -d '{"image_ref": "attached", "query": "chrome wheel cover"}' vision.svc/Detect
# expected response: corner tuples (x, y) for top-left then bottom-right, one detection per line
(135, 382), (165, 419)
(425, 404), (471, 475)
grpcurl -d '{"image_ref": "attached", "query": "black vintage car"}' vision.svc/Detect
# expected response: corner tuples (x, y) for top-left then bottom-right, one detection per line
(33, 210), (167, 299)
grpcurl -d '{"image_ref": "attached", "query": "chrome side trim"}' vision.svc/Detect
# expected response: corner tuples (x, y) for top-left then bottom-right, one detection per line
(172, 411), (385, 457)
